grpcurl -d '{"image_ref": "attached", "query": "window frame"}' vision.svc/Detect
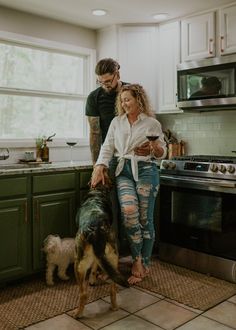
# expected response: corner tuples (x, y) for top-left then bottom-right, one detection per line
(0, 30), (96, 147)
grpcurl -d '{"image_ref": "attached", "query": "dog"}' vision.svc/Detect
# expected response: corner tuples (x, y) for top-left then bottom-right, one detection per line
(42, 234), (75, 286)
(73, 170), (129, 318)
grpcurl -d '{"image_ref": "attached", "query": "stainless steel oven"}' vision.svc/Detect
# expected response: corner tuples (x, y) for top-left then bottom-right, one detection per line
(159, 155), (236, 283)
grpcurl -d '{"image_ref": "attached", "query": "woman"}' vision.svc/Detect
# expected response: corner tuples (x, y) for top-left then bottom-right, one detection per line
(91, 84), (167, 284)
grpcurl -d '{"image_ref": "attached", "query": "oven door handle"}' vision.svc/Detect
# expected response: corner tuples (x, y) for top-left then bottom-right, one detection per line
(160, 175), (236, 188)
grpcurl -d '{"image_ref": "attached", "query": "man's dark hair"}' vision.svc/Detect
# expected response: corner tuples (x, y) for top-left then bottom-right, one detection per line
(95, 58), (120, 75)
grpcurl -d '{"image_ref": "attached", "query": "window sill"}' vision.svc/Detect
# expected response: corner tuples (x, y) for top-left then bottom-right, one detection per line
(0, 138), (89, 148)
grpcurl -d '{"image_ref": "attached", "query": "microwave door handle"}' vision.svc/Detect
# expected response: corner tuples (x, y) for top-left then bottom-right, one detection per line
(161, 175), (236, 188)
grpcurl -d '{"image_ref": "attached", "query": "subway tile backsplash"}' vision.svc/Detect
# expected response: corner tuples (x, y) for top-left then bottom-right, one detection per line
(157, 110), (236, 156)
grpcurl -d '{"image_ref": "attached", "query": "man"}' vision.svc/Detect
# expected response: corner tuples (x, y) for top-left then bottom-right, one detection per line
(86, 58), (127, 253)
(86, 58), (124, 164)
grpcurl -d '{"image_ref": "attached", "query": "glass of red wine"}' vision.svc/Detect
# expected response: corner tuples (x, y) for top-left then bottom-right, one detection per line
(146, 128), (159, 159)
(66, 139), (78, 163)
(146, 127), (159, 142)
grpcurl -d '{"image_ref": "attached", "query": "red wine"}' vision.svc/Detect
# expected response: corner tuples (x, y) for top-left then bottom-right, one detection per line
(146, 135), (159, 141)
(66, 142), (77, 147)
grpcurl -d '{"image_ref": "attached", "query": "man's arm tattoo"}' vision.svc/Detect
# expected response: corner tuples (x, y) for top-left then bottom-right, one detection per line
(88, 117), (102, 164)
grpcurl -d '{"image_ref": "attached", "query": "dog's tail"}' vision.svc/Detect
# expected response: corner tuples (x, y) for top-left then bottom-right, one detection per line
(85, 217), (129, 287)
(98, 255), (129, 288)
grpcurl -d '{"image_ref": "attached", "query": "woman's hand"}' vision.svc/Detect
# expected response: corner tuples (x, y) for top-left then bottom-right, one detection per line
(91, 165), (106, 187)
(134, 141), (164, 158)
(134, 142), (150, 156)
(149, 141), (164, 158)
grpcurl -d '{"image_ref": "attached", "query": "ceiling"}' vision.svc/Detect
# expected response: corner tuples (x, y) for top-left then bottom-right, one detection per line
(0, 0), (234, 30)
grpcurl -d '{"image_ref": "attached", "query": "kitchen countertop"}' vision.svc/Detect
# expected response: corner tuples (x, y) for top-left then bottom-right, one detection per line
(0, 161), (93, 176)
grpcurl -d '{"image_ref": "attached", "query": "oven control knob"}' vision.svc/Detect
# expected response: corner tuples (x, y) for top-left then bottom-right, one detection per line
(227, 165), (235, 174)
(169, 162), (176, 169)
(162, 161), (169, 169)
(219, 164), (226, 173)
(210, 163), (218, 172)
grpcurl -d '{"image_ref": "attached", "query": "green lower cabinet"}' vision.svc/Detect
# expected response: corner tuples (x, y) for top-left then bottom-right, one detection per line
(32, 191), (76, 270)
(0, 168), (92, 283)
(0, 198), (29, 281)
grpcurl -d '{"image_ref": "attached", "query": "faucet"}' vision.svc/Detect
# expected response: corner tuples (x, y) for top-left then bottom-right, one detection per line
(0, 148), (9, 160)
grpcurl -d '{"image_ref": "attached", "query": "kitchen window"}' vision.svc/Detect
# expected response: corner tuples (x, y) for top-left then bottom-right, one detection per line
(0, 31), (96, 144)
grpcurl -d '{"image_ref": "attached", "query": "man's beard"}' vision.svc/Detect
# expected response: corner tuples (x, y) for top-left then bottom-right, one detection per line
(103, 83), (118, 94)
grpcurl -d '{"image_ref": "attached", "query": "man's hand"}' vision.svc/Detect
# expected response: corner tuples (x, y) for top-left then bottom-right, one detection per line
(91, 165), (106, 187)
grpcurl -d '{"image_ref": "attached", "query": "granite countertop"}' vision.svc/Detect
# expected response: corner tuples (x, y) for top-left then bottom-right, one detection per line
(0, 161), (93, 176)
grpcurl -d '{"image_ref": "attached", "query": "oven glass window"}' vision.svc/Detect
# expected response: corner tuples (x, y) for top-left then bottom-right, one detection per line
(171, 191), (222, 232)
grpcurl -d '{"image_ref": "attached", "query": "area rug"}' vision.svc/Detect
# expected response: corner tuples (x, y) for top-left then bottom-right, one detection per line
(0, 275), (112, 330)
(135, 259), (236, 310)
(1, 258), (236, 329)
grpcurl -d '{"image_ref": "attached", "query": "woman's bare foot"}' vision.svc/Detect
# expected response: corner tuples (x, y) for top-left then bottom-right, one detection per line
(128, 275), (142, 285)
(131, 257), (145, 278)
(97, 273), (109, 281)
(142, 267), (150, 278)
(128, 266), (150, 285)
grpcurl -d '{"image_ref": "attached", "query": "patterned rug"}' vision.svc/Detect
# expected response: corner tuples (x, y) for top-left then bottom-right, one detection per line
(1, 258), (236, 329)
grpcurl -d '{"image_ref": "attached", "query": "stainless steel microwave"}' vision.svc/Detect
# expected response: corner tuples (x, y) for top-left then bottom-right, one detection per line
(177, 55), (236, 111)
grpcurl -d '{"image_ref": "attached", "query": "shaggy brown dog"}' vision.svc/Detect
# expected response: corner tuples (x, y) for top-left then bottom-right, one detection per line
(73, 171), (129, 318)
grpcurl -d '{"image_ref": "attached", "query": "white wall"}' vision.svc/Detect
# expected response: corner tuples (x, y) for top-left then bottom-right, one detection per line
(0, 6), (96, 163)
(0, 6), (96, 49)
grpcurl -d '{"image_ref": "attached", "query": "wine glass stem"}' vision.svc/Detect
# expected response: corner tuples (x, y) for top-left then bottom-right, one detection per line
(150, 143), (154, 159)
(70, 146), (73, 163)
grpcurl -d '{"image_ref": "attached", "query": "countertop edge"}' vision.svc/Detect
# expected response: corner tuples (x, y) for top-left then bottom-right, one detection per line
(0, 161), (93, 176)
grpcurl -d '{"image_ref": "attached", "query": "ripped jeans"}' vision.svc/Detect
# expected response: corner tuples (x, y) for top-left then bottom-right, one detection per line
(116, 160), (159, 268)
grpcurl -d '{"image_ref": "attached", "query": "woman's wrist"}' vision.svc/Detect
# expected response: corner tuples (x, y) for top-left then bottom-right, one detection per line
(150, 144), (164, 158)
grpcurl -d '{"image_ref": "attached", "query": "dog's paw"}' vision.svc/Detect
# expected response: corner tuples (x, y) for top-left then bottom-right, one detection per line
(110, 304), (119, 311)
(46, 281), (54, 286)
(71, 309), (83, 319)
(59, 275), (70, 281)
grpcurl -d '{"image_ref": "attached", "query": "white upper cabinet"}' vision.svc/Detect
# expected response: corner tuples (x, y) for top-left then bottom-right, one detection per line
(181, 12), (215, 62)
(97, 25), (158, 111)
(118, 26), (158, 111)
(219, 4), (236, 55)
(97, 25), (118, 60)
(158, 21), (182, 113)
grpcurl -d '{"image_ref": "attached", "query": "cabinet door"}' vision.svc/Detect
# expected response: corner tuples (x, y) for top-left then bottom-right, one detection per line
(219, 4), (236, 55)
(32, 192), (75, 270)
(118, 26), (158, 111)
(158, 21), (181, 113)
(181, 12), (215, 61)
(0, 198), (29, 281)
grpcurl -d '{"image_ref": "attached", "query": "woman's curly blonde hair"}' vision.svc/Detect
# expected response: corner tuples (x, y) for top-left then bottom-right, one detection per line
(115, 84), (155, 117)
